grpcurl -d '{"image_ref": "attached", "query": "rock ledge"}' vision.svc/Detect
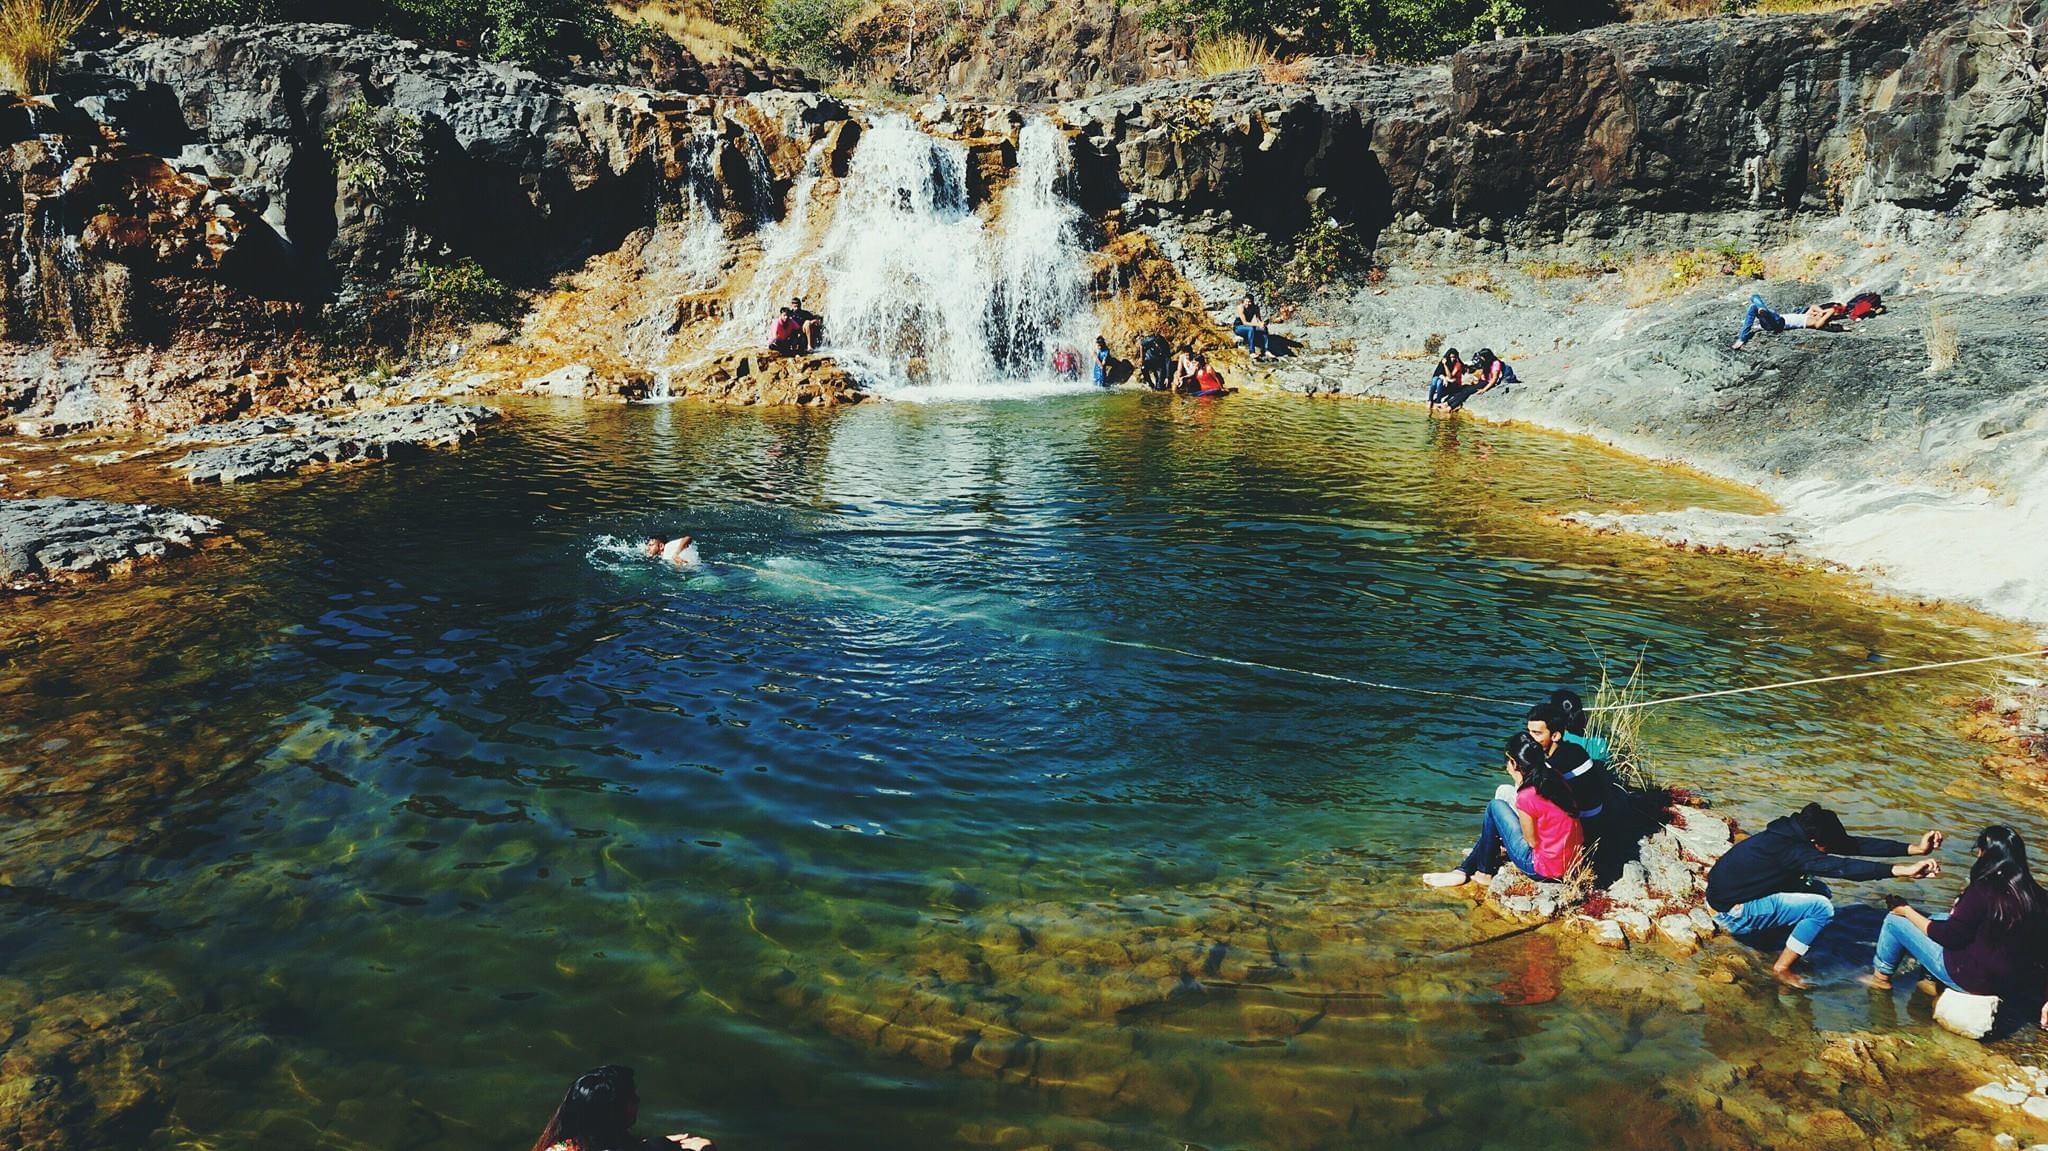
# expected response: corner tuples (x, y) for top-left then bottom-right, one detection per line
(1, 497), (225, 589)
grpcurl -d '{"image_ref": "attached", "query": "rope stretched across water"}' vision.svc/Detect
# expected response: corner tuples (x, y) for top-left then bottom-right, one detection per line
(709, 559), (2046, 713)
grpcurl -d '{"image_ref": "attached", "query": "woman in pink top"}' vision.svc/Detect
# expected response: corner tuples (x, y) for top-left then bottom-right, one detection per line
(1424, 732), (1584, 887)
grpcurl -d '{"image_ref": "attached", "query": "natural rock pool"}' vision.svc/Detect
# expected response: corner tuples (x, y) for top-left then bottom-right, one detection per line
(3, 394), (2041, 1150)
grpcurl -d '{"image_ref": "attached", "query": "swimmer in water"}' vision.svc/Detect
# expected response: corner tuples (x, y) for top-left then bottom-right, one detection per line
(643, 535), (699, 566)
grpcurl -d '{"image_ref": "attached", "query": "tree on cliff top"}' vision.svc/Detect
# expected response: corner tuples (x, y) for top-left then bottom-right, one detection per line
(1145, 0), (1619, 60)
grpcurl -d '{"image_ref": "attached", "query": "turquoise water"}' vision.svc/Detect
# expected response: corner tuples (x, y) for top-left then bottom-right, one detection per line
(0, 394), (2029, 1149)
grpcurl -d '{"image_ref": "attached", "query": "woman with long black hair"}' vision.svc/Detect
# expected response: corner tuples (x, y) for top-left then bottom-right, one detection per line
(531, 1065), (714, 1151)
(1867, 825), (2048, 1005)
(1423, 732), (1584, 888)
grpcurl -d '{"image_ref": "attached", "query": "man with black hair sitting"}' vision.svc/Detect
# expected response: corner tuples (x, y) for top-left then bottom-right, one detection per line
(1704, 803), (1944, 986)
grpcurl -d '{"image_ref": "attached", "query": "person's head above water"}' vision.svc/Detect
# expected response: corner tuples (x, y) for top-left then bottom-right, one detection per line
(532, 1064), (638, 1151)
(1547, 688), (1589, 735)
(643, 535), (693, 557)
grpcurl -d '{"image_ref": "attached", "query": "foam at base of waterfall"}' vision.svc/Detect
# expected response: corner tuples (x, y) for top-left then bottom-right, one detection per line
(885, 379), (1107, 404)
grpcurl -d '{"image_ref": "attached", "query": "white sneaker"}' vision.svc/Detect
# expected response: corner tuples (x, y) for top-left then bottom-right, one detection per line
(1422, 870), (1470, 888)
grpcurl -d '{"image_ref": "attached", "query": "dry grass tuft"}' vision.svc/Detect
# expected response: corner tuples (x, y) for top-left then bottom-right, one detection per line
(0, 0), (94, 96)
(1925, 306), (1959, 374)
(1192, 32), (1276, 77)
(1587, 656), (1655, 793)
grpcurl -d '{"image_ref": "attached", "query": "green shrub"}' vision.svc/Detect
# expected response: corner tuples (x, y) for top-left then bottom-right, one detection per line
(104, 0), (286, 32)
(758, 0), (854, 76)
(414, 257), (520, 324)
(1184, 207), (1368, 306)
(326, 97), (427, 208)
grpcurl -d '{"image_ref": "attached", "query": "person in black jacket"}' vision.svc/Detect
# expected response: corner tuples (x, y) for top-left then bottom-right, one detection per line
(1704, 802), (1943, 986)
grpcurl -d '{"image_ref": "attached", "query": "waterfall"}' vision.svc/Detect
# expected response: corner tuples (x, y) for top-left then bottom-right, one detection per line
(717, 138), (830, 349)
(991, 117), (1090, 376)
(804, 114), (1097, 397)
(626, 130), (736, 372)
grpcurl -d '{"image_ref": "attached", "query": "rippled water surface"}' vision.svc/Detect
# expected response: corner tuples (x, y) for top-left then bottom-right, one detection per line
(1, 395), (2033, 1150)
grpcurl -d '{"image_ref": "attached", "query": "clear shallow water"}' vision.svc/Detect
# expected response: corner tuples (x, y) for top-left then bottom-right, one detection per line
(0, 394), (2034, 1150)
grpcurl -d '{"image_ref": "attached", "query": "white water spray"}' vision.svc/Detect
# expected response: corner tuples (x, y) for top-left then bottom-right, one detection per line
(803, 114), (1097, 396)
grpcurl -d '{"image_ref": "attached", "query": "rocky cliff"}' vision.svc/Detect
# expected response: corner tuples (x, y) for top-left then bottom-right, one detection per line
(1060, 0), (2042, 251)
(1, 0), (2043, 436)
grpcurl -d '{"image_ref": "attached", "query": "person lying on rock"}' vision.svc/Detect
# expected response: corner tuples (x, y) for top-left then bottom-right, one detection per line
(1526, 699), (1618, 857)
(532, 1064), (713, 1151)
(644, 535), (699, 567)
(1423, 732), (1585, 889)
(1703, 802), (1942, 987)
(1139, 333), (1174, 391)
(1443, 349), (1514, 412)
(1731, 294), (1846, 350)
(787, 296), (823, 352)
(1427, 348), (1465, 412)
(1233, 294), (1273, 360)
(1863, 825), (2048, 1013)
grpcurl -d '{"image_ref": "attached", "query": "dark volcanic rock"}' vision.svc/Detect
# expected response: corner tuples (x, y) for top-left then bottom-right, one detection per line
(0, 496), (224, 587)
(1060, 0), (2041, 250)
(168, 401), (499, 483)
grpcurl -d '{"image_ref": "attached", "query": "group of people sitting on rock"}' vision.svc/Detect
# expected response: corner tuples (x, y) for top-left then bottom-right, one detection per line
(1426, 347), (1516, 413)
(768, 297), (823, 356)
(1421, 688), (2048, 1032)
(1730, 290), (1884, 350)
(1422, 691), (1615, 890)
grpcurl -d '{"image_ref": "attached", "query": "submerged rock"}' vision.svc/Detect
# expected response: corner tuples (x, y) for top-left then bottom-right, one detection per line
(168, 403), (499, 484)
(0, 496), (224, 589)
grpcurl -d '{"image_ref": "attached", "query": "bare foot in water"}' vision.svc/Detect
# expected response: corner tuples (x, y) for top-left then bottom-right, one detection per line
(1859, 973), (1893, 990)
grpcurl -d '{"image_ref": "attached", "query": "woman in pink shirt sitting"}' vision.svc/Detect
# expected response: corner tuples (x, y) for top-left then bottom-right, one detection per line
(1423, 732), (1584, 888)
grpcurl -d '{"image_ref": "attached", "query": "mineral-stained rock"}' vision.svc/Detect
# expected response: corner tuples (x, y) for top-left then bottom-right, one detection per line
(0, 496), (224, 589)
(1606, 861), (1651, 908)
(668, 351), (868, 408)
(169, 403), (499, 484)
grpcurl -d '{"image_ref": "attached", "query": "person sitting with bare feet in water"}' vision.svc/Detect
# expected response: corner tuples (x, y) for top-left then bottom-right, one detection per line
(1422, 733), (1584, 890)
(532, 1064), (714, 1151)
(1703, 802), (1942, 987)
(1863, 824), (2048, 1015)
(644, 535), (699, 567)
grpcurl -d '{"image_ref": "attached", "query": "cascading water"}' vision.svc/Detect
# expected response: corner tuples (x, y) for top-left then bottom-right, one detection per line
(717, 139), (831, 348)
(990, 118), (1091, 374)
(803, 114), (1098, 396)
(627, 130), (737, 375)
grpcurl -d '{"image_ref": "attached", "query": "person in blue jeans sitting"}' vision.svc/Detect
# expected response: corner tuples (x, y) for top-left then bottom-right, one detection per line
(1703, 802), (1942, 986)
(1233, 295), (1272, 359)
(1421, 733), (1585, 889)
(1864, 825), (2048, 1018)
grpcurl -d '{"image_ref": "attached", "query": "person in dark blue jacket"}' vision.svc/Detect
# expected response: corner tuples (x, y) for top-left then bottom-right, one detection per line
(1704, 802), (1943, 986)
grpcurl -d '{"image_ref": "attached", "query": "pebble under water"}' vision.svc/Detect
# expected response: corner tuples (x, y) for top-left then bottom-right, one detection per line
(1, 394), (2037, 1150)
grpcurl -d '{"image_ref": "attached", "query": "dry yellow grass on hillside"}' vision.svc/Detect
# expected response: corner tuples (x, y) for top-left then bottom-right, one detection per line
(1622, 0), (1873, 19)
(0, 0), (95, 95)
(612, 0), (750, 62)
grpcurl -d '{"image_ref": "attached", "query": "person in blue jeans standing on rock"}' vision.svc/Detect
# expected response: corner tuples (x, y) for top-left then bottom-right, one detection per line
(1703, 802), (1943, 986)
